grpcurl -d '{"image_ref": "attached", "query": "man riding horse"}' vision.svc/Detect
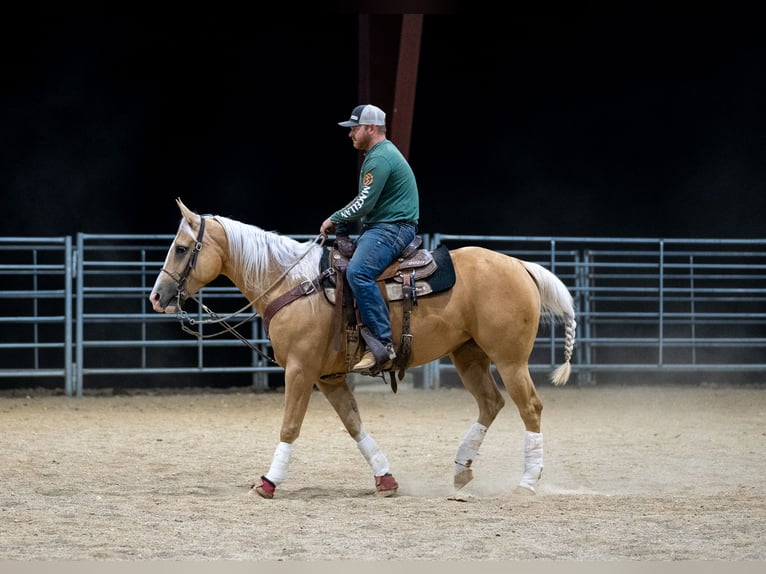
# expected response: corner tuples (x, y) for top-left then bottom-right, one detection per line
(320, 104), (420, 375)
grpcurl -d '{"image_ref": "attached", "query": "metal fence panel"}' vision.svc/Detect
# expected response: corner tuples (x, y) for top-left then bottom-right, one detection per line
(428, 235), (766, 387)
(1, 234), (764, 395)
(0, 237), (73, 393)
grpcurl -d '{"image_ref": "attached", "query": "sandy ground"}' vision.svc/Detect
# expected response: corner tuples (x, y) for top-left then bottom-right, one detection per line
(0, 381), (764, 562)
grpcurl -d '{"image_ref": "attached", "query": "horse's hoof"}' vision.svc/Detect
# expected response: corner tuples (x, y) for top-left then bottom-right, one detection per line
(513, 484), (536, 496)
(250, 476), (276, 499)
(454, 468), (474, 489)
(374, 473), (398, 497)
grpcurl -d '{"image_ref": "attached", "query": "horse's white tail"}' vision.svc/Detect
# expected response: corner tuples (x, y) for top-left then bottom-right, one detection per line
(521, 261), (577, 386)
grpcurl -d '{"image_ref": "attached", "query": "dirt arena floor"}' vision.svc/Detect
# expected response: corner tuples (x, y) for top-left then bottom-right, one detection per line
(0, 381), (764, 562)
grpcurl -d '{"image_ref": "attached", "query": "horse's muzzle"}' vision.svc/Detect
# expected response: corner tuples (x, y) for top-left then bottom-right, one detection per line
(149, 290), (181, 314)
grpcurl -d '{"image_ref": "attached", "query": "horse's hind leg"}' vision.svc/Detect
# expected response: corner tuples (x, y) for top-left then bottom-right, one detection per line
(450, 340), (506, 490)
(494, 361), (545, 494)
(315, 376), (398, 497)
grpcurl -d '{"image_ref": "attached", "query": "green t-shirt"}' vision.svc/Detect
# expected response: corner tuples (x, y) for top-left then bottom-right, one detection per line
(331, 139), (419, 225)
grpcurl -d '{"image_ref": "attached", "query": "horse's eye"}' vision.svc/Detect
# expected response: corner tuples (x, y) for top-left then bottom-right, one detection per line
(175, 245), (188, 256)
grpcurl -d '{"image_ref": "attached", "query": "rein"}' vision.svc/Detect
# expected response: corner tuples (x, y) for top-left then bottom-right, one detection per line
(161, 215), (326, 360)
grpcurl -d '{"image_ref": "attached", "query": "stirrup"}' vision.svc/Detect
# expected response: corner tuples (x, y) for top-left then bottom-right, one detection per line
(351, 345), (395, 375)
(351, 351), (377, 373)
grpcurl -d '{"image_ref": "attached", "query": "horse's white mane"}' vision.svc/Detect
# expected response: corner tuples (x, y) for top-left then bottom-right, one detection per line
(212, 215), (322, 293)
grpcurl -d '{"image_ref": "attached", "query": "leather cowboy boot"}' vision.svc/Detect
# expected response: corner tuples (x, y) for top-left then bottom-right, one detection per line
(353, 327), (396, 373)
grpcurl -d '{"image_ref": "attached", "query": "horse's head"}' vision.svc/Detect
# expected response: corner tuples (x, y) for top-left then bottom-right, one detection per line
(149, 198), (225, 313)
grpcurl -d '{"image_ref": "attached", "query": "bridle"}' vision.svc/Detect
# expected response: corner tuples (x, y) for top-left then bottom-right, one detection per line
(159, 215), (260, 342)
(158, 214), (275, 361)
(158, 214), (326, 360)
(161, 215), (207, 302)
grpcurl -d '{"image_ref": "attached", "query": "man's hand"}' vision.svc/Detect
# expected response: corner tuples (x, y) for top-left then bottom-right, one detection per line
(320, 217), (335, 237)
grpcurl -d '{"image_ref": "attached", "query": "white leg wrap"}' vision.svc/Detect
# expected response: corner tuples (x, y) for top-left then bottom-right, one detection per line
(454, 422), (487, 476)
(519, 431), (544, 493)
(357, 433), (390, 476)
(264, 441), (293, 486)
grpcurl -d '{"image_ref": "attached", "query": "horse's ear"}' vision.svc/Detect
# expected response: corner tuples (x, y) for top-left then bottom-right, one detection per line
(176, 198), (197, 223)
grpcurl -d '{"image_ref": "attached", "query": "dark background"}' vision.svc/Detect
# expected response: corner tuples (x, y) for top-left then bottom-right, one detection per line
(2, 3), (764, 240)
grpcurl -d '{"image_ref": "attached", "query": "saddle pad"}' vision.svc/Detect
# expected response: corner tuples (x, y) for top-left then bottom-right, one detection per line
(321, 244), (455, 304)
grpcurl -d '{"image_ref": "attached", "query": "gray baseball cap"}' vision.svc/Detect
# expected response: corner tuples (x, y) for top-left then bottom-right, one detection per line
(338, 104), (386, 127)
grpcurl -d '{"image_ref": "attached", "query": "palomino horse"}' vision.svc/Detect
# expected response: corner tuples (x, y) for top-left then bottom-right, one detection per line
(149, 198), (576, 499)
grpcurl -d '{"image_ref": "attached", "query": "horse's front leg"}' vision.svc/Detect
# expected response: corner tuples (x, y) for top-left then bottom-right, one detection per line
(250, 364), (315, 500)
(316, 376), (398, 497)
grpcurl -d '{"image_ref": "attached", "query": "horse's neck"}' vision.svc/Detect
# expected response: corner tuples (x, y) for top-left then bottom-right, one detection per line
(219, 255), (289, 315)
(220, 225), (320, 314)
(223, 267), (286, 317)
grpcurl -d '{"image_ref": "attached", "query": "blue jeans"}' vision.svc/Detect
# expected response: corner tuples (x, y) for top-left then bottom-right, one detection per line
(346, 222), (417, 345)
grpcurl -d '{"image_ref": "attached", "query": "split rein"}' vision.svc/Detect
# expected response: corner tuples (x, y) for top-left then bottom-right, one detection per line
(160, 215), (326, 360)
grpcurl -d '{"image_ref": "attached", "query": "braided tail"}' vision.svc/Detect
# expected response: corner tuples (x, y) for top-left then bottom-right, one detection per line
(520, 260), (577, 386)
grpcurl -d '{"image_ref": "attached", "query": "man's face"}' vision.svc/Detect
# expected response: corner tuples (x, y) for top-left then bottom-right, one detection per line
(349, 124), (373, 151)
